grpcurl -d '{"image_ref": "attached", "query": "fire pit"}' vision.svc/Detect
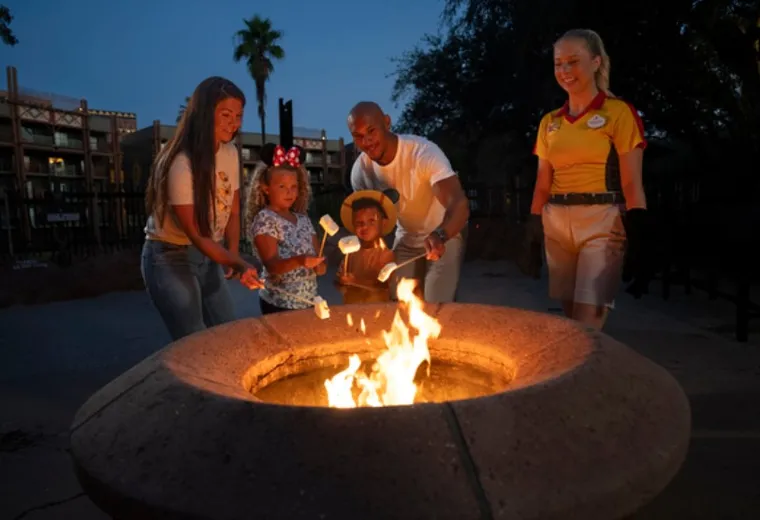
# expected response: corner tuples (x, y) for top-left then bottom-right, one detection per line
(70, 295), (690, 520)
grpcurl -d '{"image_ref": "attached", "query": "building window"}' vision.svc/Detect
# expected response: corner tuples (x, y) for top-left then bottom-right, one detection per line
(306, 152), (319, 164)
(90, 136), (98, 150)
(241, 147), (251, 160)
(54, 132), (69, 148)
(48, 157), (65, 176)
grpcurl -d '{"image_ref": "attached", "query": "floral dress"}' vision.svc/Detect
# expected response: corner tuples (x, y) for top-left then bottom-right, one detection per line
(251, 208), (318, 309)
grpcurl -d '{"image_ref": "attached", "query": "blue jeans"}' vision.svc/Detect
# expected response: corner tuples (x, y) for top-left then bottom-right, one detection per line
(141, 240), (236, 341)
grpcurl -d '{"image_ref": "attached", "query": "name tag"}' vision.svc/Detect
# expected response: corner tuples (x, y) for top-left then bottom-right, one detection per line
(587, 114), (607, 129)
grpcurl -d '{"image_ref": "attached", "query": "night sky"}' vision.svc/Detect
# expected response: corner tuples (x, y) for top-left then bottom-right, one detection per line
(2, 0), (444, 140)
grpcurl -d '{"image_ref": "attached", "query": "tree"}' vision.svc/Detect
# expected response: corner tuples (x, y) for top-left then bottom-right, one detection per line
(391, 0), (760, 186)
(233, 16), (285, 146)
(0, 5), (18, 46)
(176, 96), (190, 123)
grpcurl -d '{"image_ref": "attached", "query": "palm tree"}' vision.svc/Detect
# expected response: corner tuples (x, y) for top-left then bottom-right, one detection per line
(233, 16), (285, 145)
(176, 96), (190, 123)
(0, 5), (19, 46)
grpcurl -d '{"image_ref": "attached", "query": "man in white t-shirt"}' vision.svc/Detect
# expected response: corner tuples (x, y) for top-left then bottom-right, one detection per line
(347, 101), (469, 302)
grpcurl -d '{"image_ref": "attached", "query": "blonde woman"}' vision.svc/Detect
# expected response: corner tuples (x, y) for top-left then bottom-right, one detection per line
(521, 29), (651, 329)
(245, 143), (327, 315)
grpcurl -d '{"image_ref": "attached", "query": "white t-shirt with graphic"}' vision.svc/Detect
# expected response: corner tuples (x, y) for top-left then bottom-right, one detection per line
(250, 208), (318, 310)
(145, 142), (240, 244)
(350, 135), (457, 248)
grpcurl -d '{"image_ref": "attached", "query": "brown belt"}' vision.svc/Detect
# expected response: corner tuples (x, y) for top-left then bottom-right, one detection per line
(549, 192), (625, 205)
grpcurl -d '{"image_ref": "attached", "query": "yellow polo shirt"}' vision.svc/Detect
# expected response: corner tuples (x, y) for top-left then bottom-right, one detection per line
(533, 92), (647, 194)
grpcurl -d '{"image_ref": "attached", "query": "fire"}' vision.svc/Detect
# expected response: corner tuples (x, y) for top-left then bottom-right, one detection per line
(324, 278), (440, 408)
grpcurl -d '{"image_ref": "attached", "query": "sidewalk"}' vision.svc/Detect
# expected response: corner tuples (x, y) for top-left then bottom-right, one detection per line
(1, 260), (758, 519)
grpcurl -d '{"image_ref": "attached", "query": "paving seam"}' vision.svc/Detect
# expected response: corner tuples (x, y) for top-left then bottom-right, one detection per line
(442, 402), (494, 520)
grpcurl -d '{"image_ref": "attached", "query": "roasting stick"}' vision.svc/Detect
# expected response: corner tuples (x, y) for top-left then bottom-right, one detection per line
(338, 235), (361, 278)
(377, 253), (428, 282)
(262, 281), (331, 319)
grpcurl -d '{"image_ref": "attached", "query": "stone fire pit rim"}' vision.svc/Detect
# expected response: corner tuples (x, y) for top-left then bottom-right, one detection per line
(69, 302), (692, 520)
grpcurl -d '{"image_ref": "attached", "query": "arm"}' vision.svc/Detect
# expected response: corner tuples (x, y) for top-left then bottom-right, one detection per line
(619, 148), (646, 210)
(529, 159), (554, 215)
(225, 189), (241, 254)
(432, 176), (470, 240)
(311, 234), (327, 275)
(529, 113), (554, 215)
(422, 142), (469, 240)
(254, 234), (310, 275)
(167, 153), (246, 269)
(173, 206), (245, 268)
(613, 102), (648, 210)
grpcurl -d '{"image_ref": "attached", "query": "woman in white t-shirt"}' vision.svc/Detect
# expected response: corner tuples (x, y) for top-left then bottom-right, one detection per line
(142, 76), (262, 340)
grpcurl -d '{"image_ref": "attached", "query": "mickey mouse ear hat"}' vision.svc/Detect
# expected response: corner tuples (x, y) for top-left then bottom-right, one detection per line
(260, 143), (307, 167)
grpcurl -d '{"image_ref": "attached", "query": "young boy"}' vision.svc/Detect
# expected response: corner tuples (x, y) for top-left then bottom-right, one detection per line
(335, 190), (397, 304)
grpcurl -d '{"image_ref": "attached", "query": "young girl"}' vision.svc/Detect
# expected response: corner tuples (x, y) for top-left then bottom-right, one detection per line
(245, 143), (327, 315)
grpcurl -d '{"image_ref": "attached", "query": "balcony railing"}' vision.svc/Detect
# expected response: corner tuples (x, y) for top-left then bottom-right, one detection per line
(23, 134), (55, 146)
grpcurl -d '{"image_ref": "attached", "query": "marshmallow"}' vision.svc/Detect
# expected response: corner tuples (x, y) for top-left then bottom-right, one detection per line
(319, 215), (339, 236)
(338, 235), (361, 255)
(314, 296), (330, 320)
(377, 262), (397, 282)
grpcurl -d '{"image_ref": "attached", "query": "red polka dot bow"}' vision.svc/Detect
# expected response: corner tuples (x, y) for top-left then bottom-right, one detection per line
(272, 145), (301, 167)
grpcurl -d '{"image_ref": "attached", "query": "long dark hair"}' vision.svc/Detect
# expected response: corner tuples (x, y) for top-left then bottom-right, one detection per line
(146, 76), (246, 237)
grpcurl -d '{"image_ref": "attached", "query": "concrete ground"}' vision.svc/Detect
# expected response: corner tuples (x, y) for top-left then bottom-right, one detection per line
(1, 260), (758, 519)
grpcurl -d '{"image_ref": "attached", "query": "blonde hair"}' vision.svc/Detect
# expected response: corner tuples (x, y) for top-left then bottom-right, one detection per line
(244, 161), (312, 240)
(558, 29), (613, 96)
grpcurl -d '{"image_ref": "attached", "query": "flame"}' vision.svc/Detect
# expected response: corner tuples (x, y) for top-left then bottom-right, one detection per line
(324, 278), (440, 408)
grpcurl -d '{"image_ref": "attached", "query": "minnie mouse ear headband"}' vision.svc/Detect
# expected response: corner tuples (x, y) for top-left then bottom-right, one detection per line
(260, 143), (307, 168)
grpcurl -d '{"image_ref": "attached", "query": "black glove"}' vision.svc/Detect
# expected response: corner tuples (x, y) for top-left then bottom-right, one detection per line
(516, 214), (544, 279)
(622, 208), (654, 298)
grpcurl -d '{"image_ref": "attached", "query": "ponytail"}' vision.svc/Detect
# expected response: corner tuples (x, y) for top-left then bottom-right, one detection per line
(558, 29), (614, 97)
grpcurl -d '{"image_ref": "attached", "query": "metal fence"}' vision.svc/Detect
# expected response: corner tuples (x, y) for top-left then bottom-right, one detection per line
(0, 183), (523, 264)
(1, 180), (755, 340)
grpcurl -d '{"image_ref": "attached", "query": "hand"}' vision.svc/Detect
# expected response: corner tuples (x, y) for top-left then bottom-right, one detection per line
(622, 208), (654, 299)
(302, 256), (326, 269)
(516, 214), (544, 279)
(424, 233), (445, 261)
(337, 271), (355, 286)
(224, 266), (238, 280)
(314, 261), (328, 276)
(238, 263), (264, 290)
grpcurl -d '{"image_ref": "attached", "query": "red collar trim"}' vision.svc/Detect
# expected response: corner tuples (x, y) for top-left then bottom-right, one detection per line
(557, 91), (607, 123)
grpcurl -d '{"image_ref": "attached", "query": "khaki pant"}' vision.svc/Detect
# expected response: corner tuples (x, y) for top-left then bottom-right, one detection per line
(542, 204), (626, 306)
(390, 230), (466, 303)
